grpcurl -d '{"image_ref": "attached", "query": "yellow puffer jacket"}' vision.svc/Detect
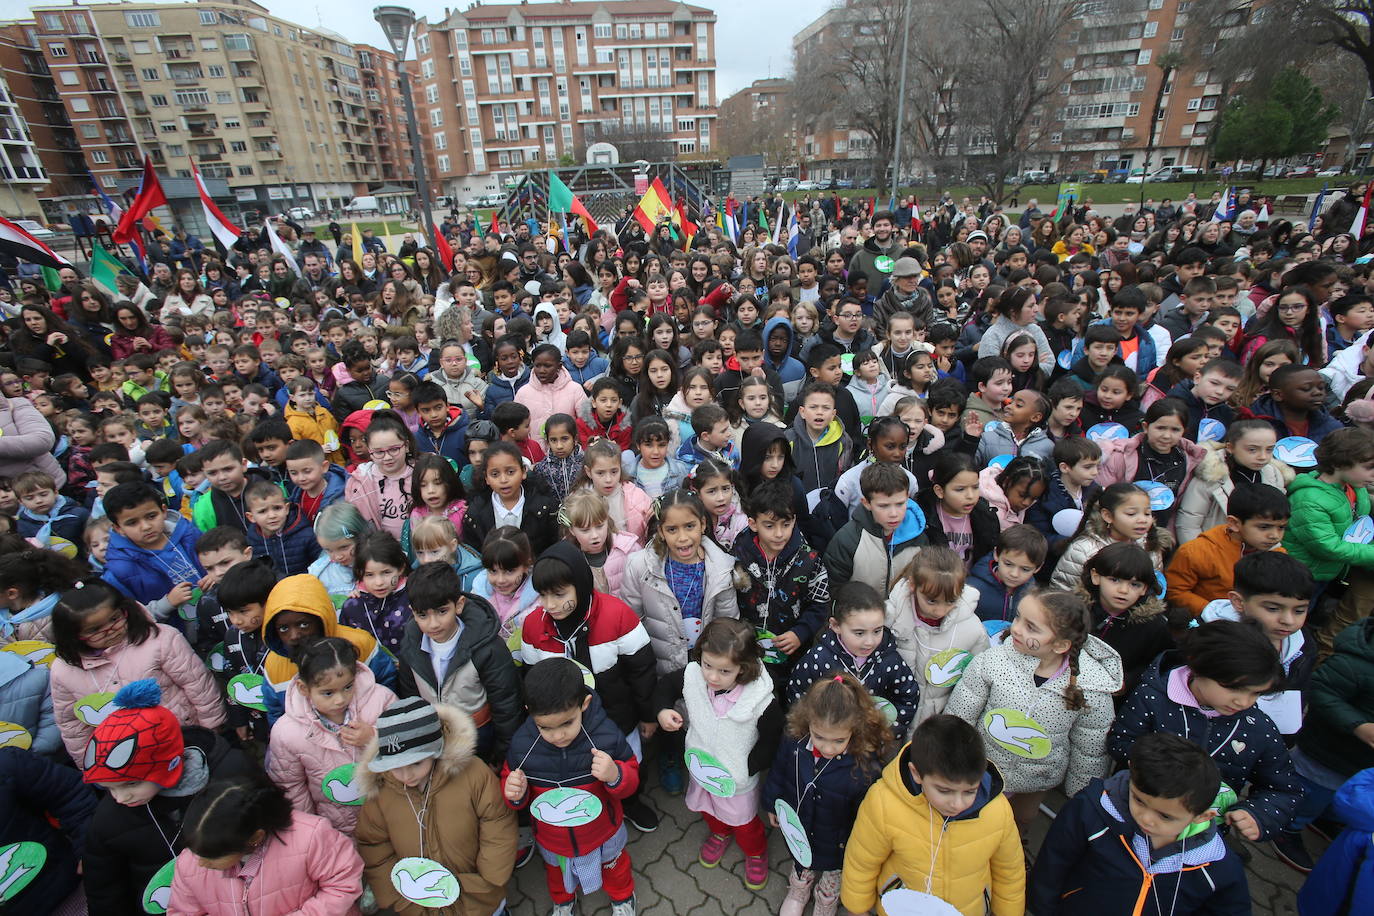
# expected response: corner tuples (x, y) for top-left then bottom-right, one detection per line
(840, 743), (1024, 916)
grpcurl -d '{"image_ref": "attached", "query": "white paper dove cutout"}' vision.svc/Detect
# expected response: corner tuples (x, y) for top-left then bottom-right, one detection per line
(74, 692), (116, 727)
(228, 674), (266, 709)
(774, 800), (812, 868)
(323, 775), (363, 804)
(685, 749), (736, 797)
(925, 651), (971, 687)
(0, 843), (44, 902)
(0, 724), (31, 750)
(984, 710), (1050, 758)
(530, 788), (603, 826)
(390, 857), (460, 906)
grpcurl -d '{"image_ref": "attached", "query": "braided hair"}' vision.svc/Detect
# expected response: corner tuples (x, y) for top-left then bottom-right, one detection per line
(1036, 590), (1093, 711)
(184, 773), (294, 859)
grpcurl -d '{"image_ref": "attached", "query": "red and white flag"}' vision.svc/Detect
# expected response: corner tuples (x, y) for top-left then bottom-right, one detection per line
(1351, 183), (1374, 238)
(0, 214), (71, 269)
(112, 155), (167, 244)
(192, 165), (242, 251)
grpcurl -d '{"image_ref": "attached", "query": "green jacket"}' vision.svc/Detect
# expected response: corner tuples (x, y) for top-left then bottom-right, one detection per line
(1283, 472), (1374, 582)
(1296, 618), (1374, 777)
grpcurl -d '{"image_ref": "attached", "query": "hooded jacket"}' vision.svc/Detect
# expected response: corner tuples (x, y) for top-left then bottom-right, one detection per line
(731, 525), (831, 650)
(1173, 442), (1291, 544)
(1051, 510), (1171, 593)
(846, 368), (893, 426)
(1077, 583), (1174, 701)
(1298, 767), (1374, 916)
(357, 705), (517, 916)
(946, 633), (1123, 796)
(284, 403), (345, 464)
(573, 393), (632, 450)
(1071, 319), (1159, 376)
(415, 405), (471, 468)
(839, 744), (1024, 916)
(1095, 433), (1208, 500)
(1025, 468), (1100, 549)
(331, 370), (392, 422)
(0, 652), (59, 755)
(823, 499), (928, 594)
(1242, 393), (1343, 443)
(1028, 771), (1249, 916)
(620, 448), (688, 499)
(289, 461), (350, 518)
(762, 315), (808, 402)
(0, 746), (97, 913)
(622, 538), (740, 674)
(247, 501), (322, 576)
(261, 574), (398, 724)
(0, 397), (65, 489)
(885, 579), (989, 725)
(191, 467), (279, 533)
(266, 661), (396, 835)
(102, 511), (206, 615)
(1165, 524), (1284, 618)
(973, 420), (1055, 468)
(977, 316), (1056, 376)
(515, 365), (584, 447)
(1106, 650), (1303, 840)
(786, 412), (853, 494)
(563, 351), (610, 388)
(1319, 329), (1373, 401)
(1297, 617), (1374, 778)
(1164, 378), (1237, 443)
(432, 362), (490, 411)
(967, 552), (1036, 626)
(393, 591), (522, 763)
(787, 627), (920, 735)
(1284, 470), (1374, 582)
(339, 584), (413, 657)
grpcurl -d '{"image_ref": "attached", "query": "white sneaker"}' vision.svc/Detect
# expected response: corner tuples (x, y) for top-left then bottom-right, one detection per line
(549, 902), (576, 916)
(610, 894), (637, 916)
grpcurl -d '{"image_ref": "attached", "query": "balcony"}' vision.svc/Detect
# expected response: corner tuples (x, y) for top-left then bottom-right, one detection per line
(76, 52), (105, 67)
(188, 123), (216, 137)
(87, 78), (117, 93)
(198, 152), (222, 162)
(0, 127), (26, 141)
(112, 51), (130, 63)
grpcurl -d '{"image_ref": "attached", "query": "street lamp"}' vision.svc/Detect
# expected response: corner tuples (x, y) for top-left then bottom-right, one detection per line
(374, 5), (436, 252)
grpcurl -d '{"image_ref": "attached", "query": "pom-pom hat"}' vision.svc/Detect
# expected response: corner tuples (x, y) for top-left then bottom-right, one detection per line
(81, 679), (185, 787)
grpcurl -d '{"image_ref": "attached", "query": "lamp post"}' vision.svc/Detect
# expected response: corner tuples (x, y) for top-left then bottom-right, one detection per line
(374, 5), (435, 249)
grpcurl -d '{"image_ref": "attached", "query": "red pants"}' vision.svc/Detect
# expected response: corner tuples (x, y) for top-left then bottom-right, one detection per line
(544, 848), (635, 904)
(703, 812), (768, 856)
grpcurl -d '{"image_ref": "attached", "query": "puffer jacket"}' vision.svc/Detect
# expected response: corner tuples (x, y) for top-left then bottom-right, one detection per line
(344, 460), (413, 540)
(339, 585), (413, 656)
(169, 810), (364, 915)
(515, 366), (584, 447)
(1165, 524), (1283, 619)
(247, 501), (323, 576)
(393, 592), (523, 763)
(1284, 471), (1374, 582)
(0, 396), (64, 488)
(102, 512), (206, 618)
(1025, 469), (1100, 550)
(482, 365), (530, 419)
(946, 633), (1123, 796)
(357, 705), (517, 916)
(1174, 442), (1292, 543)
(1077, 584), (1174, 700)
(1094, 433), (1208, 503)
(823, 500), (927, 594)
(1107, 650), (1302, 840)
(787, 628), (920, 735)
(0, 746), (97, 914)
(760, 736), (881, 872)
(573, 395), (633, 449)
(266, 662), (397, 835)
(885, 579), (988, 725)
(1297, 618), (1374, 779)
(762, 315), (807, 401)
(973, 420), (1055, 467)
(786, 414), (853, 493)
(284, 403), (346, 464)
(0, 651), (59, 756)
(840, 744), (1024, 916)
(1298, 767), (1374, 916)
(1051, 514), (1170, 592)
(977, 315), (1055, 376)
(731, 525), (831, 650)
(967, 552), (1035, 625)
(977, 465), (1029, 529)
(622, 538), (740, 674)
(50, 621), (226, 765)
(431, 365), (488, 411)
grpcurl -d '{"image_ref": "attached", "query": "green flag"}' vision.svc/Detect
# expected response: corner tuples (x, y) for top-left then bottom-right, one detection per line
(90, 242), (130, 294)
(547, 174), (573, 212)
(40, 266), (61, 292)
(758, 207), (770, 239)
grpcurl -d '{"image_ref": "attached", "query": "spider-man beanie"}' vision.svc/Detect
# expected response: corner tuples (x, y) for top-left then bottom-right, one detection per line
(81, 679), (186, 787)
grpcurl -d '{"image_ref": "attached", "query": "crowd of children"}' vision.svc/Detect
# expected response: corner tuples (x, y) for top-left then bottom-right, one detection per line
(3, 192), (1374, 916)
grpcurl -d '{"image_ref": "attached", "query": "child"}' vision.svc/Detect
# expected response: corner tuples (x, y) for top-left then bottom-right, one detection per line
(193, 440), (258, 533)
(1002, 333), (1047, 394)
(210, 557), (276, 743)
(1028, 732), (1250, 916)
(561, 488), (640, 594)
(574, 439), (652, 545)
(339, 530), (412, 655)
(245, 478), (321, 576)
(171, 772), (365, 912)
(576, 377), (633, 449)
(471, 525), (540, 642)
(679, 403), (738, 470)
(49, 579), (226, 764)
(974, 389), (1053, 466)
(461, 441), (560, 556)
(308, 501), (366, 602)
(83, 516), (112, 572)
(266, 636), (397, 834)
(1026, 436), (1102, 549)
(732, 479), (830, 686)
(101, 480), (207, 623)
(1175, 418), (1288, 543)
(846, 349), (891, 427)
(284, 438), (348, 524)
(283, 376), (343, 465)
(493, 400), (546, 465)
(621, 415), (689, 498)
(653, 618), (782, 889)
(839, 713), (1024, 916)
(1167, 356), (1241, 442)
(357, 697), (517, 916)
(260, 573), (398, 724)
(947, 590), (1123, 833)
(1143, 336), (1210, 408)
(968, 523), (1046, 626)
(978, 455), (1049, 529)
(343, 410), (416, 540)
(1097, 397), (1208, 532)
(763, 674), (891, 916)
(412, 379), (470, 466)
(1045, 377), (1086, 441)
(1167, 484), (1291, 617)
(13, 470), (90, 556)
(726, 375), (786, 456)
(404, 452), (466, 559)
(1080, 364), (1146, 432)
(1053, 483), (1172, 590)
(832, 416), (919, 515)
(915, 452), (1000, 569)
(686, 456), (748, 549)
(1107, 620), (1302, 843)
(502, 658), (640, 916)
(533, 412), (583, 504)
(788, 582), (919, 736)
(665, 366), (716, 452)
(1080, 542), (1174, 698)
(1284, 427), (1374, 653)
(520, 543), (660, 830)
(1066, 324), (1124, 393)
(879, 349), (936, 414)
(885, 546), (989, 724)
(786, 381), (853, 494)
(410, 515), (483, 584)
(1247, 364), (1342, 443)
(396, 561), (523, 764)
(824, 462), (927, 593)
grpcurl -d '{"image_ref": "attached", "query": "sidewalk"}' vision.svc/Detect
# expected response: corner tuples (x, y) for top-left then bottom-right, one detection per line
(506, 764), (1309, 915)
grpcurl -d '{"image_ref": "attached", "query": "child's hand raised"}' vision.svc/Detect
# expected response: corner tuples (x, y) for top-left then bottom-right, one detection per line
(166, 582), (195, 606)
(590, 749), (619, 784)
(340, 721), (374, 749)
(657, 709), (683, 732)
(504, 768), (527, 802)
(1225, 808), (1260, 841)
(773, 631), (802, 655)
(962, 410), (985, 439)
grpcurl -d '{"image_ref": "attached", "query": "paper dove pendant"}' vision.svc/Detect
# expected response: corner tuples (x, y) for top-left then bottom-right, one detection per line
(530, 787), (603, 826)
(227, 674), (267, 711)
(0, 842), (46, 902)
(983, 710), (1050, 759)
(322, 763), (364, 805)
(684, 748), (736, 797)
(390, 856), (460, 906)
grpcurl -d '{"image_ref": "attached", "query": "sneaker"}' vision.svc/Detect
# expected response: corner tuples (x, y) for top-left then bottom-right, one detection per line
(699, 832), (731, 867)
(516, 844), (535, 868)
(744, 853), (769, 890)
(610, 894), (637, 916)
(622, 797), (659, 833)
(549, 903), (576, 916)
(660, 755), (686, 795)
(780, 871), (813, 916)
(1271, 830), (1314, 873)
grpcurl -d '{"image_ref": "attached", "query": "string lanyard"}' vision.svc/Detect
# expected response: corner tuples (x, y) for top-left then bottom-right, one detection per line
(357, 593), (389, 645)
(835, 648), (874, 688)
(402, 774), (435, 859)
(1147, 837), (1186, 916)
(150, 542), (199, 589)
(147, 806), (185, 860)
(512, 726), (596, 787)
(793, 744), (835, 811)
(552, 616), (589, 661)
(231, 631), (265, 676)
(924, 805), (947, 894)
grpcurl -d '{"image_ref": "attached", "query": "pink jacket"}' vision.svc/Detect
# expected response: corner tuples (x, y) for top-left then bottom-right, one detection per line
(168, 810), (363, 916)
(602, 530), (640, 594)
(266, 663), (397, 835)
(613, 481), (653, 545)
(344, 461), (412, 539)
(515, 367), (584, 447)
(978, 464), (1026, 529)
(50, 620), (226, 764)
(1095, 433), (1208, 534)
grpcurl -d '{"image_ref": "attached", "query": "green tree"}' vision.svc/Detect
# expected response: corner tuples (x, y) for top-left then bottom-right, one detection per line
(1212, 68), (1338, 175)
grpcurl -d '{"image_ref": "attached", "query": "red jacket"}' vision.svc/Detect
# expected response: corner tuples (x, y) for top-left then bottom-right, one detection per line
(575, 398), (632, 449)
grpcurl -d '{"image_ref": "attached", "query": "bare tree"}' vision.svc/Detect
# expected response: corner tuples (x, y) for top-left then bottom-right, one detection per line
(577, 122), (677, 163)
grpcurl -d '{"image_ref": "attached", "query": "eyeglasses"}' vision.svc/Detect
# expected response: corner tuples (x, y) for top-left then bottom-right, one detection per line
(838, 311), (864, 320)
(1276, 302), (1307, 313)
(79, 608), (127, 640)
(370, 444), (407, 459)
(623, 353), (644, 362)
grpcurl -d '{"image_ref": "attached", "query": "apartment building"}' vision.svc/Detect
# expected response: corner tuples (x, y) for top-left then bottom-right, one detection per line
(0, 68), (47, 219)
(717, 77), (794, 162)
(789, 5), (877, 184)
(413, 0), (718, 198)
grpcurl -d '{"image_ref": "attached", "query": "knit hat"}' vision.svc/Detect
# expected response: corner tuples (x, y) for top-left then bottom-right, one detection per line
(81, 679), (185, 787)
(368, 697), (446, 772)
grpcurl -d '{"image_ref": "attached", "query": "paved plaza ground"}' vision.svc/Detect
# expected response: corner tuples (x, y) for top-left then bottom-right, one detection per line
(504, 759), (1310, 915)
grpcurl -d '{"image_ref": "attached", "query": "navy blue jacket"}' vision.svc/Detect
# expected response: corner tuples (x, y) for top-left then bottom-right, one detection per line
(16, 494), (90, 554)
(236, 362), (282, 396)
(1165, 379), (1235, 442)
(288, 462), (349, 514)
(246, 502), (322, 576)
(1025, 469), (1100, 550)
(967, 553), (1033, 624)
(414, 405), (470, 467)
(1244, 394), (1344, 444)
(731, 526), (831, 648)
(786, 628), (919, 734)
(760, 736), (880, 872)
(483, 366), (529, 419)
(1107, 651), (1302, 841)
(1028, 771), (1249, 916)
(0, 746), (98, 914)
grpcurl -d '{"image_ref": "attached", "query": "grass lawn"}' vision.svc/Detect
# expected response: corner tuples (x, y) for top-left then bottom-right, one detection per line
(779, 176), (1342, 206)
(304, 218), (415, 238)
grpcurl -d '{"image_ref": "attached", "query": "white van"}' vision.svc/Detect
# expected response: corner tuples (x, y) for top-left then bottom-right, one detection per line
(343, 196), (379, 215)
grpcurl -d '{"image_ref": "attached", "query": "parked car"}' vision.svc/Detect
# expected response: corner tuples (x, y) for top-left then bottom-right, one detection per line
(12, 219), (55, 241)
(834, 178), (855, 189)
(776, 177), (799, 192)
(1124, 169), (1148, 184)
(796, 180), (820, 191)
(286, 206), (315, 221)
(1318, 167), (1345, 178)
(1284, 166), (1317, 179)
(1021, 170), (1054, 184)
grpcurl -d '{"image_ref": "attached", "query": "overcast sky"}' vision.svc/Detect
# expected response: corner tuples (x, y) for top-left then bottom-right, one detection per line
(250, 0), (832, 97)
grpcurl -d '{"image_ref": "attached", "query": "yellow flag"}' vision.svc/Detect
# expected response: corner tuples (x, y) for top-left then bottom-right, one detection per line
(350, 221), (363, 264)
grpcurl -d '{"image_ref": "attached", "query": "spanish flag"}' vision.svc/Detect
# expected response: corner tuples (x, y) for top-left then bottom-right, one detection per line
(632, 177), (673, 234)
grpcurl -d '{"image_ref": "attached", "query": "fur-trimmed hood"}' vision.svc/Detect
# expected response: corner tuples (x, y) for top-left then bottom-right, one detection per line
(1192, 440), (1294, 487)
(1072, 580), (1166, 626)
(357, 703), (478, 798)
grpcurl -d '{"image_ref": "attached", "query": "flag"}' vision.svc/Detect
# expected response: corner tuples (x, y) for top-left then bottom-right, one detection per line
(774, 200), (786, 244)
(433, 222), (455, 271)
(558, 212), (572, 255)
(488, 209), (500, 238)
(675, 201), (698, 249)
(911, 199), (923, 236)
(191, 165), (241, 252)
(112, 155), (166, 244)
(41, 266), (61, 292)
(633, 177), (673, 234)
(757, 205), (770, 242)
(0, 214), (72, 269)
(1352, 183), (1374, 237)
(90, 241), (130, 293)
(349, 221), (364, 263)
(722, 198), (738, 243)
(786, 208), (801, 258)
(738, 201), (750, 242)
(1309, 185), (1328, 231)
(264, 219), (295, 263)
(89, 174), (123, 224)
(1254, 203), (1270, 226)
(547, 174), (599, 236)
(1210, 186), (1233, 223)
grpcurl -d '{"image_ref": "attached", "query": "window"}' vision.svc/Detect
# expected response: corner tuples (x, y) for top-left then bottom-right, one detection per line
(230, 140), (247, 152)
(678, 140), (695, 153)
(47, 42), (67, 58)
(495, 28), (508, 43)
(1137, 49), (1151, 65)
(481, 29), (493, 45)
(175, 90), (211, 107)
(200, 38), (219, 52)
(165, 143), (183, 155)
(41, 13), (61, 30)
(223, 34), (251, 51)
(1149, 0), (1163, 7)
(58, 70), (77, 85)
(80, 124), (99, 138)
(125, 11), (160, 28)
(1200, 96), (1218, 110)
(91, 150), (109, 163)
(430, 108), (443, 126)
(1186, 97), (1201, 111)
(1143, 21), (1157, 37)
(434, 132), (446, 150)
(629, 23), (641, 38)
(224, 117), (240, 128)
(216, 91), (232, 103)
(70, 97), (89, 112)
(421, 59), (434, 78)
(616, 24), (627, 39)
(594, 24), (611, 38)
(150, 94), (168, 107)
(425, 84), (438, 103)
(515, 50), (528, 68)
(132, 40), (150, 54)
(416, 34), (429, 54)
(1062, 57), (1074, 70)
(438, 154), (450, 171)
(459, 55), (471, 75)
(200, 10), (217, 24)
